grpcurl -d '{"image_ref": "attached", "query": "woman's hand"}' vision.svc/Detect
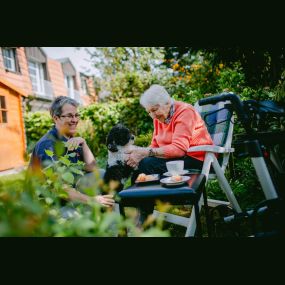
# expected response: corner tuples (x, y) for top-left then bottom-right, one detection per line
(125, 148), (148, 168)
(93, 194), (115, 207)
(66, 137), (86, 151)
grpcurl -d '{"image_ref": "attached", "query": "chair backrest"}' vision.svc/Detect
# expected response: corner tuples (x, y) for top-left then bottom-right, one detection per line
(194, 100), (234, 172)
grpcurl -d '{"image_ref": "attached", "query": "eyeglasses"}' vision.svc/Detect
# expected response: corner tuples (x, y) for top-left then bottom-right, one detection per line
(147, 106), (160, 115)
(59, 113), (81, 120)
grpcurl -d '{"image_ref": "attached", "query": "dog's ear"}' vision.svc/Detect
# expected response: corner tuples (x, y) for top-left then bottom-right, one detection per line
(108, 143), (118, 152)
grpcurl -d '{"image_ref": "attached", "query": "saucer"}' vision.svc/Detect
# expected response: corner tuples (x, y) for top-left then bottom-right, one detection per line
(135, 174), (160, 185)
(160, 176), (190, 186)
(163, 170), (190, 177)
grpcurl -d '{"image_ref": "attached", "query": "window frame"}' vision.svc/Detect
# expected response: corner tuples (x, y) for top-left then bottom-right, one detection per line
(65, 75), (75, 98)
(2, 47), (21, 73)
(0, 95), (8, 124)
(80, 76), (90, 96)
(28, 60), (45, 95)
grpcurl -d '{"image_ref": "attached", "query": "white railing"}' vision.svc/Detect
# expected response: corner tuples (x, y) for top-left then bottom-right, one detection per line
(34, 80), (54, 100)
(43, 80), (54, 99)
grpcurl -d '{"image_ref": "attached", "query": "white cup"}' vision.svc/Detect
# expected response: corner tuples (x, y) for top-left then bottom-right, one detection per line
(166, 160), (184, 175)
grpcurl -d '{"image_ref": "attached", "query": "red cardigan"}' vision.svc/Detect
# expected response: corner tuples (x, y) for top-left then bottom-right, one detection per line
(150, 101), (213, 161)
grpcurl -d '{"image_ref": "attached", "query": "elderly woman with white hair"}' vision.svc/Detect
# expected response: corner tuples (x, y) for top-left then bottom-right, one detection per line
(126, 84), (214, 180)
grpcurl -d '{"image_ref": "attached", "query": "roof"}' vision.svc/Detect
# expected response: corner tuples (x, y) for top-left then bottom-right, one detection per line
(0, 78), (28, 97)
(57, 57), (77, 71)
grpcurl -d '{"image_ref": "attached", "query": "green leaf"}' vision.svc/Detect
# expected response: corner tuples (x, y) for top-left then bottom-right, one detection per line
(57, 166), (67, 173)
(62, 172), (74, 184)
(55, 141), (65, 157)
(44, 167), (54, 178)
(69, 167), (84, 176)
(45, 149), (54, 157)
(58, 191), (69, 200)
(45, 197), (54, 205)
(68, 152), (77, 158)
(59, 156), (71, 166)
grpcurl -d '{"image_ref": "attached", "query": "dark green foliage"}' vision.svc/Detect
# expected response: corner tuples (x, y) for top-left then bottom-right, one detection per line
(24, 112), (53, 153)
(164, 47), (285, 90)
(79, 98), (152, 157)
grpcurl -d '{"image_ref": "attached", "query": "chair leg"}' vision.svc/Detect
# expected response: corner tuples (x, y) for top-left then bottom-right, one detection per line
(202, 184), (212, 237)
(211, 154), (242, 213)
(194, 201), (202, 237)
(185, 196), (203, 237)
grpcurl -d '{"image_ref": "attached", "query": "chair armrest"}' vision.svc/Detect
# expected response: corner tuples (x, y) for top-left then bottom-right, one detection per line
(188, 145), (234, 153)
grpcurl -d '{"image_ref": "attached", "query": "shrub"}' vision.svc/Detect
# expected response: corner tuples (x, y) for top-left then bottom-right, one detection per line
(134, 132), (153, 147)
(0, 155), (170, 237)
(80, 98), (152, 157)
(24, 112), (53, 153)
(216, 63), (245, 94)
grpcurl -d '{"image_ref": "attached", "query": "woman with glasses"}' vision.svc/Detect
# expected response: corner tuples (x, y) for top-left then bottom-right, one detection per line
(29, 96), (115, 211)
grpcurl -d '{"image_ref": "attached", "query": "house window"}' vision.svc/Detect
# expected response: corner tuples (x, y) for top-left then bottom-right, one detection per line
(2, 48), (20, 73)
(28, 61), (45, 95)
(0, 96), (8, 123)
(65, 75), (75, 99)
(80, 77), (89, 96)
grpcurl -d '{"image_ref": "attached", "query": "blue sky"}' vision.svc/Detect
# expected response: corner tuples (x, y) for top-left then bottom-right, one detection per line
(42, 47), (98, 76)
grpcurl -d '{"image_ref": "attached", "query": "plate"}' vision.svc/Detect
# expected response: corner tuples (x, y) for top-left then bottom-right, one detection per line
(163, 170), (190, 177)
(160, 176), (190, 186)
(135, 174), (160, 184)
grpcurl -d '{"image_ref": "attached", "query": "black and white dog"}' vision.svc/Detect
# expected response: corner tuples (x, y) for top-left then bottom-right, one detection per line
(103, 124), (136, 192)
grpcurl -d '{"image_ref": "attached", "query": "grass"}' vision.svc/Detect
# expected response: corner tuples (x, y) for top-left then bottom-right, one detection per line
(0, 171), (26, 191)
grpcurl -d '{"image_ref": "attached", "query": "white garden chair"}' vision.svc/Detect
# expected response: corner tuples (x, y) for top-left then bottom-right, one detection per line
(152, 98), (243, 236)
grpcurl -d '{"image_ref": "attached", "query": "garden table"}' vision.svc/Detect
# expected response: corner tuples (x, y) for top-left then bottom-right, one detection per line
(118, 173), (210, 237)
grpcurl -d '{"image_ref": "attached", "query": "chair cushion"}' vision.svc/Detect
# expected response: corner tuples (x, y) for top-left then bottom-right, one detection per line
(199, 104), (233, 147)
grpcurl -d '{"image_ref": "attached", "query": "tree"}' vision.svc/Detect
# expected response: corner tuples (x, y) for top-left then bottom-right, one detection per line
(84, 47), (169, 101)
(163, 47), (285, 89)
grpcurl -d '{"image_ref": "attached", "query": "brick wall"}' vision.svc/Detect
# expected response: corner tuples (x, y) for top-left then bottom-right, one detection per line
(86, 76), (97, 99)
(79, 75), (97, 106)
(0, 48), (33, 95)
(47, 58), (67, 97)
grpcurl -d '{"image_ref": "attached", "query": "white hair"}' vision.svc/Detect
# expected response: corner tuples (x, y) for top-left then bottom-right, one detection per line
(140, 84), (171, 108)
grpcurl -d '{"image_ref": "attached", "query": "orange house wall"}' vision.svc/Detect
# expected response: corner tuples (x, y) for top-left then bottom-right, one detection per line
(0, 84), (26, 171)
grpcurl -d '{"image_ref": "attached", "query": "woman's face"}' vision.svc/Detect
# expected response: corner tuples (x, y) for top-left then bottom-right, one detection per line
(146, 102), (171, 123)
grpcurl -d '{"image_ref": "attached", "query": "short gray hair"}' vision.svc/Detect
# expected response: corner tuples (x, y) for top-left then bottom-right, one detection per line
(50, 96), (79, 117)
(140, 84), (171, 108)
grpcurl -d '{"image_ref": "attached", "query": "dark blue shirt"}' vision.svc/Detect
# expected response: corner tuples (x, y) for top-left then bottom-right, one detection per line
(29, 126), (83, 170)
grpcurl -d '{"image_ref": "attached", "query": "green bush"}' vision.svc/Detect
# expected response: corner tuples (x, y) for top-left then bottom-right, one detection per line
(0, 153), (170, 237)
(216, 63), (245, 94)
(24, 112), (53, 153)
(80, 98), (153, 157)
(134, 132), (153, 147)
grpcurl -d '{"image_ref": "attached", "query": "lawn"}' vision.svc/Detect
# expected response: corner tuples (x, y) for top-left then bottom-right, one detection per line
(0, 171), (26, 190)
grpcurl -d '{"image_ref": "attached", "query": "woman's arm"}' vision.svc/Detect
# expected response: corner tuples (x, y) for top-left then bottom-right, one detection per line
(125, 146), (165, 168)
(81, 141), (97, 172)
(66, 137), (96, 172)
(64, 187), (115, 207)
